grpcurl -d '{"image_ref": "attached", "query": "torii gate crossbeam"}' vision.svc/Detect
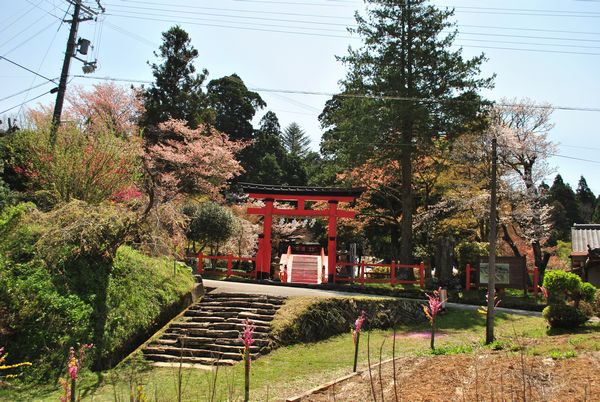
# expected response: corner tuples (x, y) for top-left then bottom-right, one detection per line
(241, 183), (364, 282)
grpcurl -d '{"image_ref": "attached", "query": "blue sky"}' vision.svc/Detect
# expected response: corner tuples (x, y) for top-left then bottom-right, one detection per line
(2, 0), (600, 194)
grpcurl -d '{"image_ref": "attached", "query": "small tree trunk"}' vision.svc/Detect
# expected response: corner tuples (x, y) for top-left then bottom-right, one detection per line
(244, 348), (250, 402)
(353, 331), (361, 372)
(430, 321), (436, 350)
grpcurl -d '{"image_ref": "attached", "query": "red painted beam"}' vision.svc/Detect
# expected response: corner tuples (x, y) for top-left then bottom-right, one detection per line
(247, 193), (358, 202)
(247, 207), (356, 218)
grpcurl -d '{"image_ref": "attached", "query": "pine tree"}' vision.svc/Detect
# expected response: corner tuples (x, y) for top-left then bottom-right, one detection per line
(319, 0), (492, 263)
(282, 122), (311, 159)
(237, 111), (288, 185)
(592, 195), (600, 224)
(141, 26), (208, 129)
(576, 175), (596, 223)
(207, 74), (265, 141)
(548, 174), (581, 240)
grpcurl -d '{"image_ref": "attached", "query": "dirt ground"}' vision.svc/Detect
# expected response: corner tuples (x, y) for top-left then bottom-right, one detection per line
(301, 342), (600, 401)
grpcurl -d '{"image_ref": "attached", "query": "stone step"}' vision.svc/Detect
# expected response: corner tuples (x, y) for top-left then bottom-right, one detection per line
(143, 353), (237, 366)
(152, 339), (260, 354)
(143, 345), (257, 361)
(166, 328), (241, 338)
(184, 315), (273, 327)
(172, 321), (271, 333)
(189, 305), (277, 316)
(143, 292), (284, 367)
(237, 311), (276, 321)
(199, 301), (277, 310)
(161, 334), (270, 348)
(184, 310), (238, 319)
(205, 293), (286, 303)
(202, 296), (286, 305)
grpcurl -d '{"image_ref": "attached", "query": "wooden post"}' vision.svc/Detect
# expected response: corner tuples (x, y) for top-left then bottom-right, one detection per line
(327, 201), (338, 283)
(486, 136), (498, 345)
(466, 263), (471, 291)
(419, 262), (425, 288)
(360, 260), (365, 287)
(227, 254), (233, 277)
(197, 253), (203, 275)
(262, 200), (274, 279)
(391, 261), (396, 287)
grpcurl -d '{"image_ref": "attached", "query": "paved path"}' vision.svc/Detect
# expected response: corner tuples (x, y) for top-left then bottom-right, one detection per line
(201, 279), (542, 317)
(202, 279), (387, 298)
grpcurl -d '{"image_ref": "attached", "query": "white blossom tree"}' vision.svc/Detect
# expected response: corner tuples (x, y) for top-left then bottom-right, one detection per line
(491, 98), (556, 281)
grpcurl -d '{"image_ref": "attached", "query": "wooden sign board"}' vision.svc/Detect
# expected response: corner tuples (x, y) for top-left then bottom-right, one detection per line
(477, 256), (527, 290)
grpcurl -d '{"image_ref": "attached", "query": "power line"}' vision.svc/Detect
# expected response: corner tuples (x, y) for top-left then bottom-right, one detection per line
(73, 75), (600, 113)
(0, 55), (58, 84)
(0, 0), (41, 35)
(0, 89), (54, 115)
(103, 1), (355, 20)
(0, 80), (55, 102)
(104, 11), (600, 55)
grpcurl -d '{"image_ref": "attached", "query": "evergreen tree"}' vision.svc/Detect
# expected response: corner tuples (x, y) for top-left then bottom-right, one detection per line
(576, 175), (596, 223)
(282, 122), (311, 158)
(592, 195), (600, 224)
(141, 26), (208, 129)
(548, 174), (581, 240)
(319, 0), (492, 263)
(207, 74), (265, 141)
(237, 111), (288, 185)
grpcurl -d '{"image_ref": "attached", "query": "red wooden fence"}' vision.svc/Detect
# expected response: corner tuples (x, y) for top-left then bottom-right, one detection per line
(196, 253), (257, 279)
(334, 260), (425, 288)
(193, 253), (424, 288)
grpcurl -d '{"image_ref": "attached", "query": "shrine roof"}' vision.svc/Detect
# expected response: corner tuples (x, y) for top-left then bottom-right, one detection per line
(240, 183), (364, 199)
(572, 224), (600, 253)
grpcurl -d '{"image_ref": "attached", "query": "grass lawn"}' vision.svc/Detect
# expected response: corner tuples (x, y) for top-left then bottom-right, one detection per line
(5, 306), (600, 401)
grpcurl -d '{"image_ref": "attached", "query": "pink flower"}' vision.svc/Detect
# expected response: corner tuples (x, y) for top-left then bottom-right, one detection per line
(539, 285), (548, 300)
(352, 311), (366, 345)
(67, 344), (94, 381)
(422, 287), (447, 324)
(67, 347), (78, 380)
(241, 319), (255, 350)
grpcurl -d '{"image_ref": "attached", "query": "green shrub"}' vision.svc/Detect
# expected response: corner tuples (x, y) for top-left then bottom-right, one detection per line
(186, 201), (235, 253)
(579, 282), (597, 304)
(592, 289), (600, 317)
(543, 270), (582, 303)
(542, 304), (588, 329)
(0, 202), (195, 381)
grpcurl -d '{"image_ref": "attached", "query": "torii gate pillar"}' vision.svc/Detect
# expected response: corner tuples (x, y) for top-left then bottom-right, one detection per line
(242, 183), (364, 282)
(327, 201), (338, 281)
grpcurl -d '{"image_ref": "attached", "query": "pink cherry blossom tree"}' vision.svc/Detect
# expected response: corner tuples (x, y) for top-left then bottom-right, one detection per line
(143, 119), (245, 207)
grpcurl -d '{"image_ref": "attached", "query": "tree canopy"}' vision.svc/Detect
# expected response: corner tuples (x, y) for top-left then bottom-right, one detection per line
(320, 0), (493, 262)
(141, 26), (208, 129)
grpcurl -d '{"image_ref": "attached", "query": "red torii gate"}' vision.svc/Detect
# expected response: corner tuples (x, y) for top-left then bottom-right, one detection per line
(242, 183), (364, 281)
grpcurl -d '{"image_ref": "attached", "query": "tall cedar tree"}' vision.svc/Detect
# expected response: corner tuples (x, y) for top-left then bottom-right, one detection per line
(548, 174), (581, 241)
(237, 111), (288, 185)
(141, 26), (208, 130)
(207, 74), (265, 141)
(593, 195), (600, 223)
(320, 0), (492, 263)
(576, 176), (596, 222)
(282, 122), (311, 158)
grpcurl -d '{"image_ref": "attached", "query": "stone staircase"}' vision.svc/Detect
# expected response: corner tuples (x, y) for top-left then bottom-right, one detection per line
(290, 255), (321, 284)
(142, 292), (286, 367)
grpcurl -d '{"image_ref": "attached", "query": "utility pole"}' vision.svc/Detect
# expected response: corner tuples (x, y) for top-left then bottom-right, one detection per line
(486, 136), (497, 344)
(50, 1), (81, 146)
(50, 0), (102, 146)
